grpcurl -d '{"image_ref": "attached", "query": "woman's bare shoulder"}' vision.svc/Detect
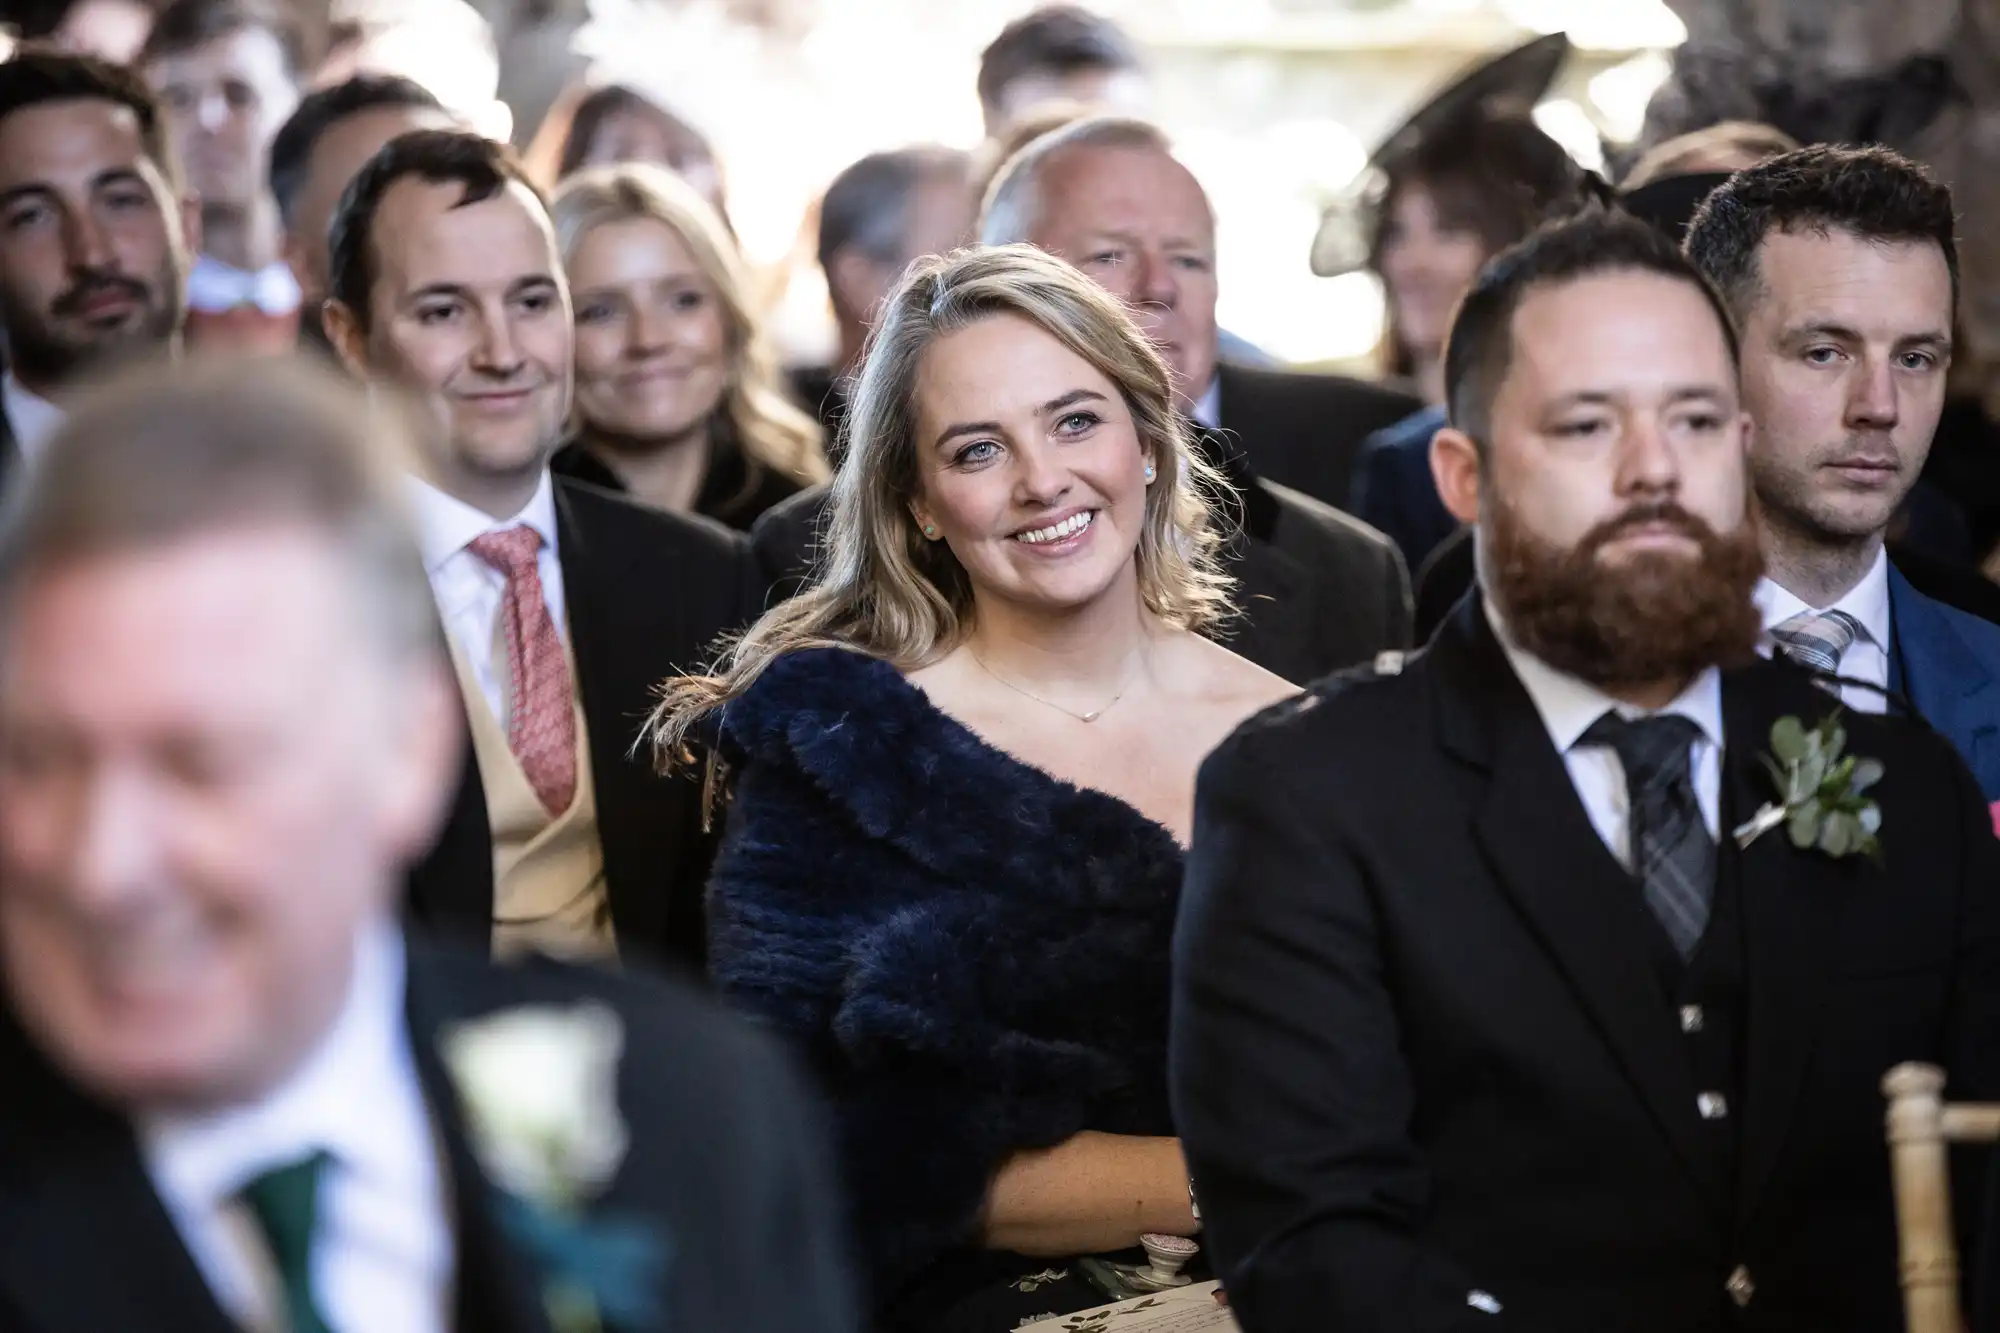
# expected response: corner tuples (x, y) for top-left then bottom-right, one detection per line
(1163, 631), (1302, 719)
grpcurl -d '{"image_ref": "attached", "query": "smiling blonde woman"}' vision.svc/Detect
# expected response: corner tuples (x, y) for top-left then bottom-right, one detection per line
(549, 162), (826, 530)
(651, 244), (1296, 1332)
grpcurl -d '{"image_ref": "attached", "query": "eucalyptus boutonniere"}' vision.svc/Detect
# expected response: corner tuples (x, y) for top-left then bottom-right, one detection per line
(443, 1002), (670, 1333)
(1732, 712), (1884, 860)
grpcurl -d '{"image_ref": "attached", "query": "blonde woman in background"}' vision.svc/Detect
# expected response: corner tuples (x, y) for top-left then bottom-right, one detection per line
(650, 245), (1295, 1332)
(550, 163), (827, 531)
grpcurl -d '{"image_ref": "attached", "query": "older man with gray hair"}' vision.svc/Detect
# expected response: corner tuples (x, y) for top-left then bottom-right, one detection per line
(0, 356), (857, 1333)
(984, 112), (1415, 675)
(983, 115), (1420, 508)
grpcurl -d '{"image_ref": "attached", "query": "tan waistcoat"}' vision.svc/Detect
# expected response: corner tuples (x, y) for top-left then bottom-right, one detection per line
(445, 635), (618, 964)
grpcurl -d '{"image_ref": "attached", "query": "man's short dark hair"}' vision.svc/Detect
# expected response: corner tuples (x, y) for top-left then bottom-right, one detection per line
(1445, 209), (1740, 445)
(268, 74), (444, 228)
(1683, 144), (1958, 317)
(327, 129), (544, 327)
(976, 6), (1140, 116)
(817, 146), (970, 273)
(139, 0), (309, 82)
(0, 46), (180, 189)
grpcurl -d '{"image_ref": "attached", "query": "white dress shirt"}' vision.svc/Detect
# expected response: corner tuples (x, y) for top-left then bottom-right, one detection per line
(140, 920), (452, 1333)
(1753, 546), (1891, 714)
(1190, 375), (1221, 430)
(1488, 602), (1725, 870)
(408, 471), (568, 724)
(187, 253), (303, 315)
(3, 372), (65, 469)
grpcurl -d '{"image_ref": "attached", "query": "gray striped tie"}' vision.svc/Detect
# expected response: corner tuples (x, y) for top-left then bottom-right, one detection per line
(1582, 712), (1714, 959)
(1770, 608), (1862, 677)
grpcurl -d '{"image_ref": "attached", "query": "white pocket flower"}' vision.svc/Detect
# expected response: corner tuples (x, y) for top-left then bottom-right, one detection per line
(441, 1001), (630, 1209)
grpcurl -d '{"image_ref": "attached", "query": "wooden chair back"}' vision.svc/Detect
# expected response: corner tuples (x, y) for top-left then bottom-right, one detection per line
(1883, 1063), (2000, 1333)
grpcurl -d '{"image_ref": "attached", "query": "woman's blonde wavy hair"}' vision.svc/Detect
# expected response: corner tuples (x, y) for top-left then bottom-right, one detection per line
(551, 163), (829, 490)
(648, 242), (1236, 766)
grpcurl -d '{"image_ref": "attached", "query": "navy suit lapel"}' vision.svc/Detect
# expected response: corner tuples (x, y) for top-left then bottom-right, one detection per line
(1889, 564), (2000, 796)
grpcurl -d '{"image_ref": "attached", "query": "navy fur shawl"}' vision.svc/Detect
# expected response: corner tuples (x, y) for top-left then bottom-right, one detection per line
(709, 647), (1187, 1299)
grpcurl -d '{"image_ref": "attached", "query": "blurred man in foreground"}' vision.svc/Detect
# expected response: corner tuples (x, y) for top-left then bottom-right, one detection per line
(0, 356), (855, 1333)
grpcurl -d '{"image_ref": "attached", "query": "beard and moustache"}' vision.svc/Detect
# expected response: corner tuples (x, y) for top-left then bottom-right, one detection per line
(0, 261), (185, 389)
(1485, 493), (1767, 690)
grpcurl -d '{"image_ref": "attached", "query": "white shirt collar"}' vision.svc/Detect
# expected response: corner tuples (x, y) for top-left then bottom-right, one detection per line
(1485, 598), (1725, 755)
(3, 372), (66, 467)
(1754, 545), (1891, 647)
(1190, 374), (1221, 430)
(139, 917), (425, 1210)
(187, 253), (303, 316)
(406, 469), (560, 575)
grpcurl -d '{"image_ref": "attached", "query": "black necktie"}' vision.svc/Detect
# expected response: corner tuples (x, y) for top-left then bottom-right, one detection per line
(1581, 712), (1715, 959)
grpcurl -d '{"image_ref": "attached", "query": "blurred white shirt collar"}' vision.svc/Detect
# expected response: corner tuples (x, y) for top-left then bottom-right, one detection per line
(3, 373), (64, 468)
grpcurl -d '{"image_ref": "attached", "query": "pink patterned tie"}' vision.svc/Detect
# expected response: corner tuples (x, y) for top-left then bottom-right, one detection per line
(468, 527), (577, 815)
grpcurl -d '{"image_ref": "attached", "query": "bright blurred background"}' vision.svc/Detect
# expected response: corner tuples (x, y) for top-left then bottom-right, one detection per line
(492, 0), (1689, 370)
(15, 0), (1691, 369)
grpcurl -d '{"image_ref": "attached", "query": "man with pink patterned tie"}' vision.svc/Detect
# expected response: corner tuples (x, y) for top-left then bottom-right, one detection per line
(323, 129), (763, 977)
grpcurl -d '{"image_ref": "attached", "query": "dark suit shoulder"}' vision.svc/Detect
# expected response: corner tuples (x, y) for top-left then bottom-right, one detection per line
(1262, 477), (1400, 563)
(1217, 364), (1424, 508)
(409, 937), (795, 1092)
(1925, 587), (2000, 658)
(1205, 650), (1427, 778)
(1359, 405), (1448, 457)
(1222, 362), (1421, 419)
(747, 483), (829, 589)
(556, 474), (750, 566)
(748, 482), (827, 556)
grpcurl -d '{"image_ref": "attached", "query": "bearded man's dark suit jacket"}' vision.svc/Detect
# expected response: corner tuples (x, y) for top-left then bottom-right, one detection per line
(0, 937), (857, 1333)
(748, 427), (1411, 685)
(406, 478), (768, 975)
(1213, 362), (1423, 512)
(1172, 597), (2000, 1333)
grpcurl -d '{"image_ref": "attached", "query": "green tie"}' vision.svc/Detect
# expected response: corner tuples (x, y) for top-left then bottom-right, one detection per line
(238, 1150), (335, 1333)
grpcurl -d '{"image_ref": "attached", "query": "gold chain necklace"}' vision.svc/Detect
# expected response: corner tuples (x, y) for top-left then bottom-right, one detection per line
(968, 648), (1140, 724)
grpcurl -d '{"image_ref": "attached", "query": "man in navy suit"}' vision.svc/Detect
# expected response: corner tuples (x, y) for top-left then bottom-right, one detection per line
(1686, 144), (2000, 800)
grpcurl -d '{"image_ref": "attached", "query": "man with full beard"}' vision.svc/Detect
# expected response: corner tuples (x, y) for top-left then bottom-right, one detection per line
(0, 49), (193, 485)
(1171, 211), (2000, 1333)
